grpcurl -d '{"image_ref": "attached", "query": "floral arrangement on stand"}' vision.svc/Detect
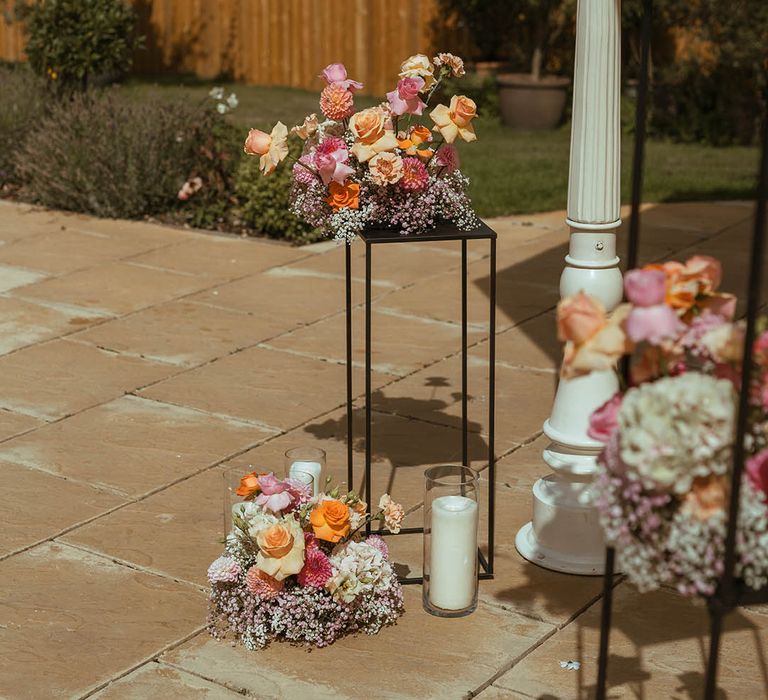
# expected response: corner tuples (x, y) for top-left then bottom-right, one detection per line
(557, 255), (768, 597)
(207, 470), (406, 649)
(242, 53), (481, 241)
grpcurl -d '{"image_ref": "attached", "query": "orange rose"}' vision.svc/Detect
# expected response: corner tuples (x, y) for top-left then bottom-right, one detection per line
(430, 95), (477, 143)
(557, 292), (606, 344)
(255, 517), (305, 581)
(326, 181), (360, 211)
(310, 499), (351, 543)
(681, 475), (729, 521)
(258, 523), (294, 558)
(350, 107), (387, 145)
(451, 95), (477, 127)
(410, 125), (431, 145)
(235, 471), (263, 498)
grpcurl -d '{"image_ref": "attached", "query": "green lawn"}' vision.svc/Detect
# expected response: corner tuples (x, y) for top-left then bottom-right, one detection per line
(125, 78), (760, 218)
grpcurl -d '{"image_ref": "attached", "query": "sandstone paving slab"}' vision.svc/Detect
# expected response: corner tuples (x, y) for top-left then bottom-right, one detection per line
(140, 345), (390, 432)
(0, 409), (44, 442)
(370, 354), (555, 452)
(493, 311), (559, 374)
(62, 213), (197, 248)
(376, 267), (560, 333)
(0, 542), (205, 700)
(0, 395), (270, 497)
(14, 261), (212, 316)
(73, 299), (281, 367)
(275, 234), (484, 290)
(0, 339), (175, 421)
(91, 662), (244, 699)
(488, 583), (768, 699)
(162, 587), (554, 700)
(640, 200), (752, 235)
(62, 468), (229, 587)
(0, 227), (178, 275)
(494, 436), (552, 492)
(189, 268), (370, 326)
(0, 263), (47, 292)
(267, 306), (484, 377)
(0, 203), (66, 244)
(0, 460), (124, 558)
(127, 234), (308, 280)
(0, 294), (108, 356)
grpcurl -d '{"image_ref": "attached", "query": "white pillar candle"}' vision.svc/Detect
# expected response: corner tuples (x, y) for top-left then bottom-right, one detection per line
(429, 495), (479, 611)
(289, 460), (322, 496)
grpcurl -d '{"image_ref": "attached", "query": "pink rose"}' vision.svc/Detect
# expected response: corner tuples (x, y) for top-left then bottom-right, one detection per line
(625, 304), (684, 345)
(588, 393), (622, 442)
(624, 268), (666, 307)
(254, 473), (292, 513)
(746, 448), (768, 497)
(319, 63), (363, 92)
(314, 148), (354, 185)
(386, 77), (427, 116)
(755, 331), (768, 367)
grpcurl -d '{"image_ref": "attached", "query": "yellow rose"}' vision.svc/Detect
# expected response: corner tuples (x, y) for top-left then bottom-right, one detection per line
(430, 95), (478, 144)
(255, 516), (305, 581)
(399, 54), (435, 90)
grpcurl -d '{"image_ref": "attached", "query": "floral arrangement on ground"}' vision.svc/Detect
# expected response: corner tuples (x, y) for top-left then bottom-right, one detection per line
(208, 471), (406, 649)
(242, 52), (480, 241)
(557, 255), (768, 597)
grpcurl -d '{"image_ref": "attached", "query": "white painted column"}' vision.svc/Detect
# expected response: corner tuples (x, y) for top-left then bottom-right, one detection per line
(516, 0), (623, 575)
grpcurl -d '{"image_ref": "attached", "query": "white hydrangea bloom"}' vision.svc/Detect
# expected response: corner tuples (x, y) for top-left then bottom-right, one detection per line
(619, 373), (735, 494)
(327, 540), (393, 603)
(233, 501), (278, 539)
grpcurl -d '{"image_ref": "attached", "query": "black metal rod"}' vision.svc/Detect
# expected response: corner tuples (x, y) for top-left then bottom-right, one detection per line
(487, 237), (497, 573)
(462, 239), (469, 466)
(346, 243), (353, 490)
(365, 242), (372, 537)
(720, 105), (768, 599)
(704, 603), (725, 700)
(595, 546), (616, 700)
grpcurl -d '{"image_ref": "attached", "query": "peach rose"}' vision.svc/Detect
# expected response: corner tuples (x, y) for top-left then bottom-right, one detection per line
(290, 113), (319, 140)
(349, 107), (398, 162)
(561, 304), (632, 379)
(325, 181), (360, 211)
(399, 54), (435, 90)
(369, 152), (403, 185)
(244, 122), (289, 175)
(557, 292), (606, 344)
(310, 499), (351, 543)
(681, 475), (729, 521)
(235, 471), (263, 498)
(430, 95), (477, 144)
(255, 516), (305, 581)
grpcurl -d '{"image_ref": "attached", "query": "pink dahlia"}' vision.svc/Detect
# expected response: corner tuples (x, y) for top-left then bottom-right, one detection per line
(297, 546), (333, 588)
(207, 556), (241, 584)
(292, 154), (317, 186)
(245, 566), (284, 599)
(365, 534), (389, 558)
(304, 531), (319, 550)
(399, 157), (429, 192)
(747, 448), (768, 497)
(320, 83), (354, 121)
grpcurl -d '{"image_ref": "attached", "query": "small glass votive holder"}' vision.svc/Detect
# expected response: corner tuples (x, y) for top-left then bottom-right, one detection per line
(222, 465), (257, 538)
(423, 465), (479, 618)
(284, 447), (325, 496)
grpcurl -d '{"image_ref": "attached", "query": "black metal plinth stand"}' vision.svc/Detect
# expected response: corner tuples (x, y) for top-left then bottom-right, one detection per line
(344, 221), (497, 585)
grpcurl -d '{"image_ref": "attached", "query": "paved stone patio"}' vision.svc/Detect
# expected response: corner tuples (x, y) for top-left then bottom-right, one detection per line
(0, 199), (766, 699)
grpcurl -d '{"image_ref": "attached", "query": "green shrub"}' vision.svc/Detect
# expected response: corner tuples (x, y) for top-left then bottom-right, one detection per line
(16, 0), (142, 91)
(0, 65), (48, 186)
(235, 141), (322, 244)
(15, 89), (215, 218)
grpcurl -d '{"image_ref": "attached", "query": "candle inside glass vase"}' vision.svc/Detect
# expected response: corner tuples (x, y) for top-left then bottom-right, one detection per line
(423, 465), (479, 617)
(284, 447), (326, 497)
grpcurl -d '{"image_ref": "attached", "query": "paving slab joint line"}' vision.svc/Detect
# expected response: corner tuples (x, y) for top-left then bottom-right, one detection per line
(466, 574), (626, 698)
(159, 657), (261, 699)
(54, 538), (207, 592)
(76, 624), (209, 700)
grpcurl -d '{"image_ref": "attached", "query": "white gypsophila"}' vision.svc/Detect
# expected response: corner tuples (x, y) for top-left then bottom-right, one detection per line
(327, 540), (393, 603)
(619, 373), (735, 495)
(330, 204), (373, 243)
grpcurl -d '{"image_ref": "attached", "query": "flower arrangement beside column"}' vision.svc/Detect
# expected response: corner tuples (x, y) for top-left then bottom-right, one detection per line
(241, 53), (481, 241)
(558, 255), (768, 597)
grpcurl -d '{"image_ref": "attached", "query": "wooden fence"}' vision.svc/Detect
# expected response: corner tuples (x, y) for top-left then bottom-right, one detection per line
(0, 0), (471, 95)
